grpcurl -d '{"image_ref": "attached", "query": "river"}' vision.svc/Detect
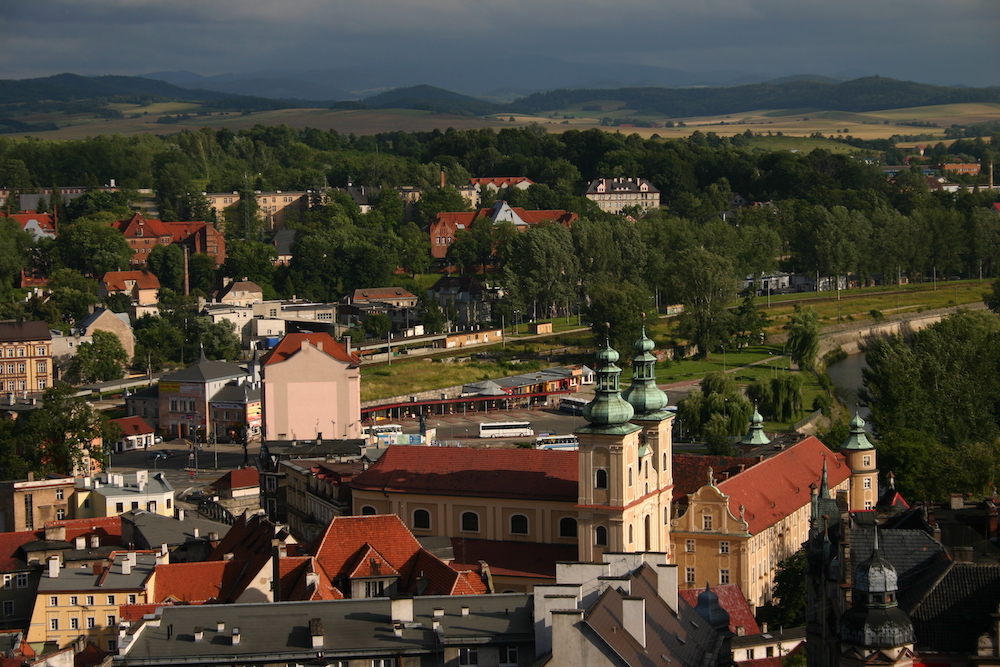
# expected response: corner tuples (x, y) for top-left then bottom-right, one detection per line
(825, 352), (871, 421)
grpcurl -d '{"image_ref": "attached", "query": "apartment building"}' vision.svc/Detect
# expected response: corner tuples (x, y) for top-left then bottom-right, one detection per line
(583, 177), (661, 213)
(0, 320), (52, 395)
(0, 475), (76, 532)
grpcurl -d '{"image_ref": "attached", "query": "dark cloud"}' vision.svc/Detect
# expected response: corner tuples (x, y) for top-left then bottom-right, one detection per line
(2, 0), (997, 86)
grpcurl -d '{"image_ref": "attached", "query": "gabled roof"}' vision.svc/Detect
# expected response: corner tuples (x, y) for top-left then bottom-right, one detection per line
(209, 382), (260, 404)
(261, 332), (359, 367)
(114, 212), (173, 238)
(4, 212), (56, 235)
(347, 544), (400, 579)
(102, 270), (160, 292)
(428, 274), (484, 296)
(160, 358), (247, 383)
(349, 287), (416, 305)
(470, 176), (534, 188)
(216, 279), (263, 301)
(47, 516), (123, 544)
(0, 530), (38, 572)
(110, 416), (155, 436)
(209, 512), (288, 563)
(449, 538), (577, 580)
(678, 583), (760, 635)
(907, 561), (1000, 654)
(350, 445), (578, 502)
(152, 561), (230, 603)
(717, 436), (849, 534)
(162, 220), (208, 240)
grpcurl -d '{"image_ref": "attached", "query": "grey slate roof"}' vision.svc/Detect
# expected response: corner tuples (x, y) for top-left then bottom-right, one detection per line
(272, 229), (297, 255)
(122, 509), (230, 548)
(210, 383), (260, 403)
(906, 561), (1000, 654)
(161, 360), (247, 383)
(37, 553), (157, 592)
(120, 594), (532, 665)
(0, 320), (51, 342)
(851, 528), (948, 591)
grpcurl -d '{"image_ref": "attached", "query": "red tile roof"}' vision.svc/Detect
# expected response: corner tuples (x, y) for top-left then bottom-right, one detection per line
(313, 514), (480, 597)
(3, 212), (57, 234)
(261, 332), (359, 367)
(717, 436), (849, 534)
(209, 512), (281, 562)
(350, 287), (417, 303)
(280, 556), (343, 601)
(679, 583), (760, 635)
(110, 416), (154, 436)
(101, 270), (160, 292)
(46, 516), (123, 544)
(673, 454), (762, 503)
(152, 561), (230, 602)
(347, 545), (400, 579)
(470, 177), (535, 188)
(350, 445), (578, 501)
(211, 467), (259, 491)
(449, 538), (577, 580)
(114, 212), (173, 239)
(162, 220), (207, 240)
(0, 530), (38, 571)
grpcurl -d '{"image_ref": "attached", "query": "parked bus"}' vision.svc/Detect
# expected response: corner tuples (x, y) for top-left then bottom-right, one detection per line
(362, 423), (404, 437)
(535, 434), (579, 450)
(479, 421), (534, 438)
(559, 396), (588, 415)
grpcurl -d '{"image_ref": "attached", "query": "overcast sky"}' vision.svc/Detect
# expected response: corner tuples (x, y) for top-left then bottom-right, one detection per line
(2, 0), (998, 87)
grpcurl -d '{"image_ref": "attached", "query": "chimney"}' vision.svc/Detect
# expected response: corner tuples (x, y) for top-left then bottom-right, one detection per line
(954, 546), (975, 562)
(440, 169), (446, 188)
(950, 493), (964, 510)
(27, 471), (33, 482)
(223, 552), (234, 561)
(177, 508), (185, 521)
(75, 536), (86, 550)
(391, 595), (414, 623)
(193, 627), (203, 642)
(309, 618), (323, 649)
(192, 527), (200, 539)
(208, 532), (219, 542)
(433, 608), (444, 618)
(655, 564), (679, 613)
(161, 543), (169, 556)
(461, 605), (469, 617)
(121, 559), (132, 576)
(42, 523), (64, 543)
(90, 535), (100, 548)
(761, 622), (769, 634)
(47, 555), (60, 578)
(621, 597), (645, 647)
(393, 622), (404, 638)
(231, 628), (241, 645)
(216, 621), (225, 633)
(93, 562), (104, 576)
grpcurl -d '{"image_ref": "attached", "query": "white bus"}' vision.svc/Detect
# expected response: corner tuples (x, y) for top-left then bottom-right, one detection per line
(535, 434), (579, 450)
(479, 421), (534, 438)
(362, 423), (404, 437)
(559, 396), (588, 415)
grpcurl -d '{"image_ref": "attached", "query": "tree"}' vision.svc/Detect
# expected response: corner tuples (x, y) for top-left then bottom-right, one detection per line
(185, 317), (241, 361)
(757, 551), (806, 628)
(676, 371), (752, 449)
(415, 186), (471, 225)
(0, 218), (32, 302)
(419, 297), (446, 334)
(54, 217), (132, 277)
(729, 290), (768, 349)
(67, 330), (129, 383)
(64, 190), (132, 222)
(984, 275), (1000, 314)
(188, 253), (219, 294)
(585, 281), (651, 353)
(785, 304), (820, 372)
(504, 223), (580, 317)
(222, 240), (276, 289)
(147, 244), (185, 292)
(363, 313), (392, 339)
(669, 248), (738, 357)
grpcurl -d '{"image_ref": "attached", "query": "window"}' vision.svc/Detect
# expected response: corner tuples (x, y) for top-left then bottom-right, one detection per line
(864, 477), (872, 489)
(559, 517), (578, 538)
(56, 509), (65, 520)
(17, 363), (25, 373)
(461, 512), (480, 532)
(170, 400), (178, 412)
(107, 615), (116, 626)
(595, 526), (608, 547)
(107, 639), (117, 652)
(361, 505), (377, 516)
(17, 348), (24, 357)
(459, 647), (479, 666)
(865, 500), (874, 510)
(50, 596), (58, 607)
(686, 567), (696, 584)
(24, 494), (33, 530)
(595, 468), (608, 490)
(686, 539), (695, 553)
(628, 466), (633, 487)
(628, 523), (634, 544)
(128, 594), (137, 605)
(863, 455), (872, 467)
(50, 618), (59, 630)
(372, 660), (393, 667)
(16, 573), (28, 588)
(70, 617), (79, 630)
(703, 514), (713, 531)
(720, 569), (730, 584)
(86, 596), (94, 606)
(510, 514), (528, 535)
(766, 647), (774, 658)
(37, 379), (46, 390)
(55, 488), (64, 500)
(2, 600), (12, 616)
(365, 580), (385, 597)
(500, 645), (518, 666)
(37, 361), (46, 374)
(86, 617), (95, 628)
(2, 575), (11, 589)
(720, 541), (730, 554)
(664, 507), (670, 524)
(115, 502), (124, 513)
(663, 452), (668, 471)
(70, 596), (77, 606)
(83, 498), (90, 509)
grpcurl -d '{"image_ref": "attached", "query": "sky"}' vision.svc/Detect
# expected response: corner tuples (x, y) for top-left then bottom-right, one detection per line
(2, 0), (999, 88)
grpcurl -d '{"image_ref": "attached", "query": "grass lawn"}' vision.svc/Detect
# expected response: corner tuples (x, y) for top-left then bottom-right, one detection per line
(361, 358), (547, 402)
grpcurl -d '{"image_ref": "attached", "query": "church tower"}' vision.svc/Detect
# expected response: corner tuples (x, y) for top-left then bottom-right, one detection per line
(839, 528), (916, 667)
(621, 321), (675, 560)
(840, 413), (878, 511)
(575, 338), (643, 562)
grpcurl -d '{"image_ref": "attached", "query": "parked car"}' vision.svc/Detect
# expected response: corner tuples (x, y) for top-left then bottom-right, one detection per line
(149, 452), (168, 461)
(154, 435), (163, 444)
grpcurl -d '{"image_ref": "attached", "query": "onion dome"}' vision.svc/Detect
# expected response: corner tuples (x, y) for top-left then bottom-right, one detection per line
(581, 338), (635, 429)
(840, 528), (915, 648)
(622, 322), (668, 416)
(841, 412), (875, 451)
(740, 407), (771, 446)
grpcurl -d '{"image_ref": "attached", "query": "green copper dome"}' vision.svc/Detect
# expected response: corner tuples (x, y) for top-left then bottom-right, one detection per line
(841, 412), (875, 450)
(580, 338), (639, 435)
(740, 407), (771, 446)
(623, 323), (669, 416)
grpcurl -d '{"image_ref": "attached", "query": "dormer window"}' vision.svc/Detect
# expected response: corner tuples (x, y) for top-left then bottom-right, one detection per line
(136, 226), (143, 237)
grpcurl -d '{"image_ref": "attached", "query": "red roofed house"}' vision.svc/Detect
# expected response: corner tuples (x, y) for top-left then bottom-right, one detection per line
(670, 436), (851, 606)
(209, 467), (261, 518)
(261, 333), (361, 442)
(113, 212), (226, 268)
(678, 583), (760, 636)
(469, 176), (535, 193)
(2, 211), (57, 239)
(0, 531), (42, 630)
(109, 416), (156, 453)
(428, 200), (579, 259)
(100, 270), (160, 318)
(313, 514), (485, 598)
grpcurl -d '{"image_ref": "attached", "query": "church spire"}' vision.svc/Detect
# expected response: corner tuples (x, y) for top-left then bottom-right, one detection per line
(622, 315), (669, 417)
(580, 335), (635, 432)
